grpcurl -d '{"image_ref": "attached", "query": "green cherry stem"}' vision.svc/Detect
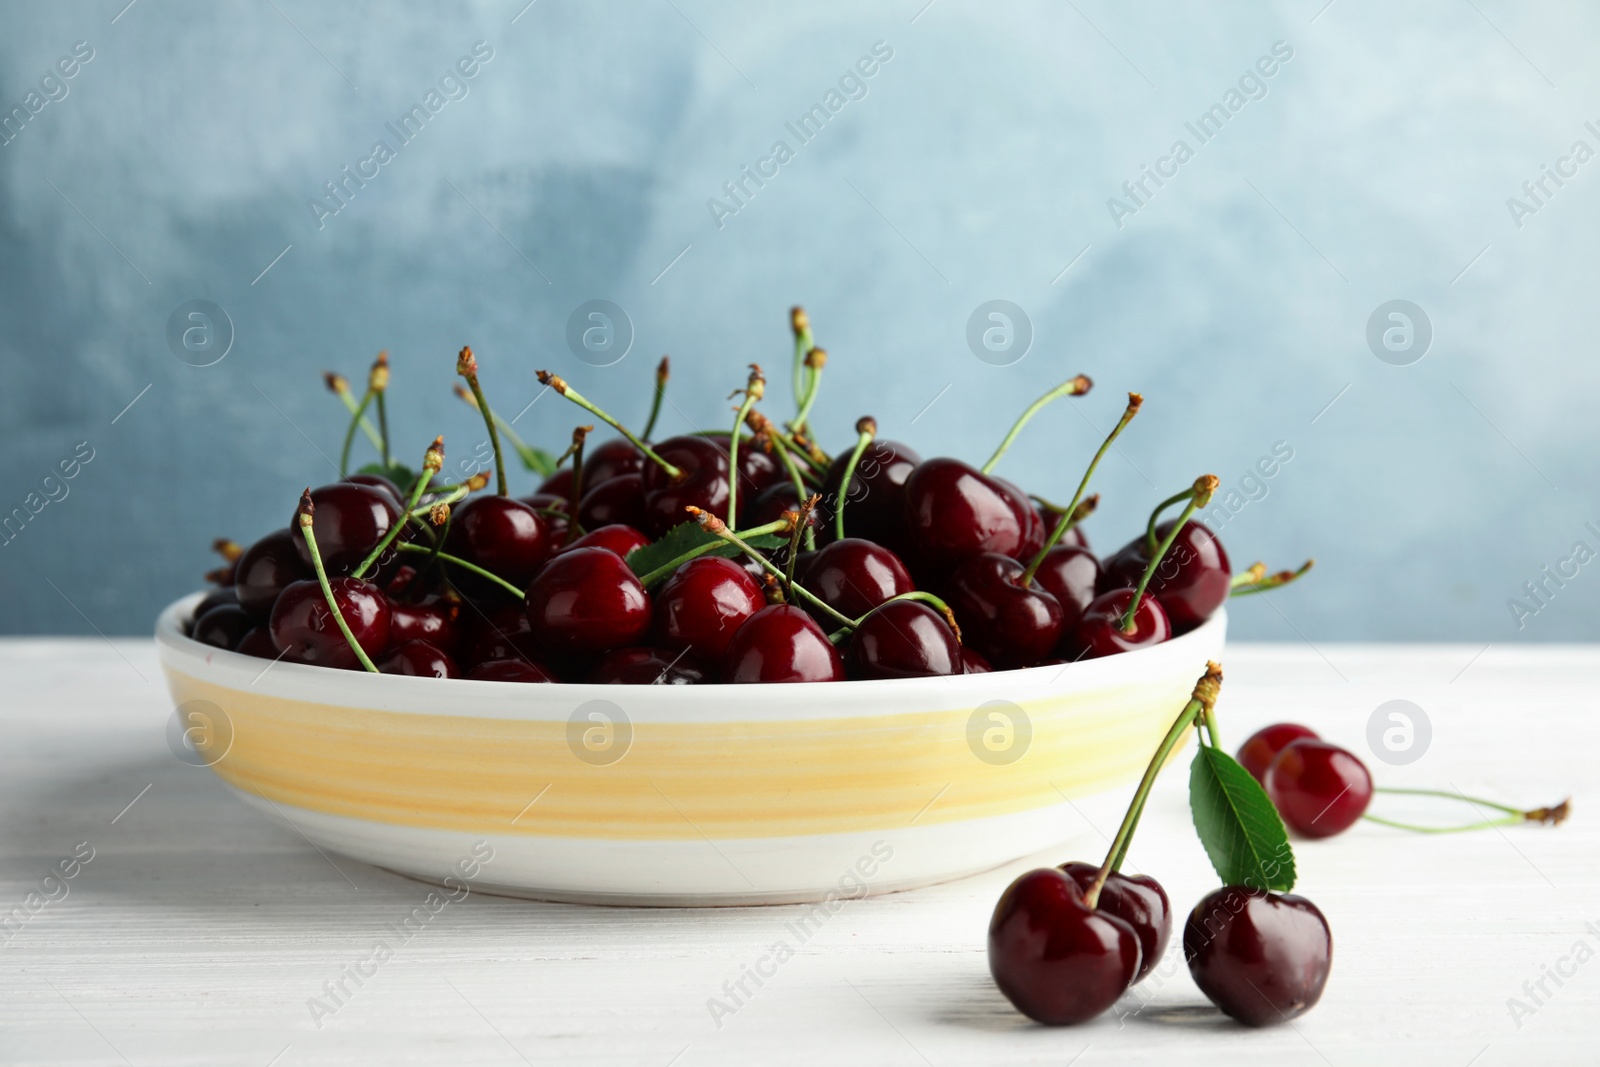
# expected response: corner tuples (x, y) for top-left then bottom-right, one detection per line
(457, 346), (507, 496)
(832, 590), (962, 644)
(767, 432), (818, 550)
(792, 347), (826, 435)
(833, 417), (876, 542)
(790, 306), (814, 427)
(1362, 787), (1570, 834)
(1021, 392), (1141, 586)
(981, 375), (1092, 475)
(338, 387), (375, 477)
(393, 541), (524, 598)
(296, 490), (380, 673)
(325, 372), (383, 451)
(354, 437), (442, 580)
(641, 356), (670, 442)
(633, 516), (793, 588)
(1230, 559), (1316, 597)
(785, 494), (820, 584)
(537, 371), (683, 481)
(370, 352), (392, 468)
(565, 424), (592, 545)
(688, 507), (855, 629)
(1083, 662), (1223, 907)
(727, 364), (765, 526)
(453, 384), (549, 478)
(1144, 488), (1195, 555)
(748, 410), (827, 477)
(1120, 474), (1218, 633)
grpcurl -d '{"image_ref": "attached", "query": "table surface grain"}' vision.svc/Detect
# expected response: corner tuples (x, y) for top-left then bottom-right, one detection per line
(2, 639), (1596, 1066)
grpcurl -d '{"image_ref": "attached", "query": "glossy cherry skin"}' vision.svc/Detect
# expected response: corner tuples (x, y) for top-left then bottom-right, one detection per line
(291, 483), (400, 576)
(559, 523), (650, 559)
(1183, 886), (1332, 1026)
(576, 473), (647, 532)
(343, 473), (403, 509)
(193, 604), (255, 651)
(445, 495), (553, 593)
(1035, 507), (1090, 552)
(961, 646), (993, 674)
(1237, 723), (1320, 784)
(235, 528), (311, 619)
(1103, 520), (1231, 632)
(269, 578), (391, 670)
(1265, 740), (1373, 838)
(722, 605), (845, 683)
(1059, 862), (1172, 984)
(653, 556), (764, 661)
(525, 546), (651, 655)
(459, 605), (543, 669)
(378, 639), (459, 679)
(805, 538), (915, 621)
(234, 627), (277, 658)
(191, 586), (239, 628)
(467, 657), (558, 683)
(388, 597), (460, 656)
(846, 599), (961, 679)
(587, 647), (707, 685)
(744, 480), (806, 529)
(699, 431), (784, 505)
(948, 553), (1064, 669)
(1031, 545), (1102, 632)
(822, 439), (921, 546)
(995, 477), (1045, 562)
(988, 867), (1143, 1025)
(581, 438), (643, 487)
(902, 458), (1026, 571)
(640, 435), (733, 536)
(517, 492), (571, 545)
(1065, 589), (1172, 660)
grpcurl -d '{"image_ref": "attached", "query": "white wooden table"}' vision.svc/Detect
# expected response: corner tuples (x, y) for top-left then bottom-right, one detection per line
(2, 640), (1596, 1065)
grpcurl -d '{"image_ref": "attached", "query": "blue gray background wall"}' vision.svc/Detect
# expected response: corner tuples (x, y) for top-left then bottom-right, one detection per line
(2, 0), (1597, 641)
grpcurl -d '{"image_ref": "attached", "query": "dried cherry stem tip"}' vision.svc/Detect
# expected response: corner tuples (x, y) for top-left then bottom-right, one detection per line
(981, 374), (1092, 475)
(1230, 559), (1315, 597)
(297, 488), (380, 673)
(687, 506), (854, 629)
(538, 371), (683, 481)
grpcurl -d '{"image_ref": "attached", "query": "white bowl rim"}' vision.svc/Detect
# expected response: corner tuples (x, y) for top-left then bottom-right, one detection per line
(157, 591), (1226, 720)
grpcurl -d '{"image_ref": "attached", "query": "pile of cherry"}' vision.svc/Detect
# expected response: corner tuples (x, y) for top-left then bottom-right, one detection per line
(185, 311), (1310, 684)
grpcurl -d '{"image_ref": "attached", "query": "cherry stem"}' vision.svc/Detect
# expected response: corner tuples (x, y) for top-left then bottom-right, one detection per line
(1084, 662), (1222, 908)
(566, 425), (592, 546)
(634, 517), (793, 588)
(1230, 559), (1316, 597)
(354, 438), (442, 580)
(453, 384), (549, 477)
(833, 417), (876, 542)
(376, 396), (392, 468)
(338, 389), (374, 477)
(748, 411), (827, 477)
(326, 373), (384, 451)
(297, 492), (380, 673)
(1120, 475), (1218, 633)
(642, 356), (670, 442)
(980, 375), (1092, 475)
(537, 371), (683, 481)
(786, 495), (821, 584)
(408, 484), (469, 516)
(369, 352), (392, 468)
(768, 433), (817, 551)
(1143, 488), (1194, 555)
(457, 347), (507, 496)
(1021, 393), (1141, 585)
(688, 508), (855, 629)
(836, 590), (962, 644)
(727, 364), (765, 526)
(790, 306), (813, 428)
(393, 541), (524, 598)
(1369, 786), (1570, 829)
(792, 347), (826, 435)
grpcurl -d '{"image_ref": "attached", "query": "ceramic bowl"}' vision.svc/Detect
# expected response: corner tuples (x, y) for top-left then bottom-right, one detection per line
(156, 593), (1225, 906)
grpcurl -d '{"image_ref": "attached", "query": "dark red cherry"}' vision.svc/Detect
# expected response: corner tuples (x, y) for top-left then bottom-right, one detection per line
(805, 538), (914, 621)
(901, 458), (1024, 570)
(1237, 723), (1320, 784)
(948, 553), (1064, 669)
(517, 492), (571, 545)
(745, 480), (806, 529)
(640, 436), (732, 537)
(191, 586), (239, 629)
(988, 867), (1142, 1025)
(459, 605), (542, 669)
(1183, 886), (1332, 1026)
(467, 658), (558, 683)
(269, 578), (391, 670)
(343, 473), (404, 509)
(389, 596), (460, 655)
(846, 599), (961, 679)
(576, 473), (647, 532)
(1035, 506), (1090, 552)
(822, 439), (921, 546)
(961, 646), (993, 674)
(559, 523), (650, 559)
(379, 639), (459, 678)
(1066, 589), (1171, 659)
(1059, 862), (1171, 984)
(587, 647), (707, 685)
(234, 626), (277, 658)
(291, 483), (400, 576)
(700, 431), (783, 505)
(538, 467), (574, 498)
(235, 528), (311, 619)
(722, 604), (844, 683)
(445, 495), (553, 596)
(1031, 545), (1102, 632)
(525, 546), (651, 654)
(581, 437), (644, 486)
(995, 477), (1045, 561)
(653, 556), (763, 661)
(1265, 740), (1373, 838)
(192, 604), (255, 651)
(1103, 520), (1231, 631)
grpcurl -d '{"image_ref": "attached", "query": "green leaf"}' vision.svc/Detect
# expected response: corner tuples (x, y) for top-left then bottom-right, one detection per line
(356, 461), (419, 491)
(626, 520), (784, 586)
(1189, 743), (1296, 891)
(510, 442), (557, 478)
